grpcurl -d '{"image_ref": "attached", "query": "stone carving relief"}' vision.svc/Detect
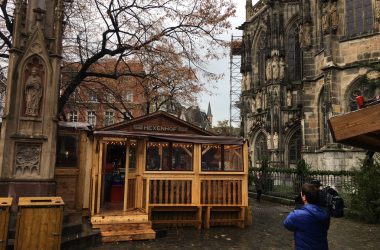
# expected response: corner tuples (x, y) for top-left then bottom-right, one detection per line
(15, 144), (41, 177)
(24, 57), (44, 117)
(250, 98), (256, 112)
(266, 51), (285, 81)
(299, 22), (312, 49)
(322, 0), (339, 34)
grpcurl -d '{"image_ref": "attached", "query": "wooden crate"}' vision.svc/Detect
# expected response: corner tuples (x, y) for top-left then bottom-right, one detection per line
(0, 198), (12, 250)
(14, 197), (64, 250)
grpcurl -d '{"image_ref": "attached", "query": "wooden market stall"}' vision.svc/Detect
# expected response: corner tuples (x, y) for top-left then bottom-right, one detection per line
(88, 112), (249, 242)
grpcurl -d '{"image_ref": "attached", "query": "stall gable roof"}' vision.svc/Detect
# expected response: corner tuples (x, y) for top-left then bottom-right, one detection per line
(99, 111), (215, 136)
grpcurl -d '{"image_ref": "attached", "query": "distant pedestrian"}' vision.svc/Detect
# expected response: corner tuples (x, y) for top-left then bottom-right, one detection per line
(284, 183), (330, 250)
(253, 172), (264, 202)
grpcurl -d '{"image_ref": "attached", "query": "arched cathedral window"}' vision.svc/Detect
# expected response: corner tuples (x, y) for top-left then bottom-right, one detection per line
(286, 23), (302, 82)
(347, 77), (378, 111)
(252, 32), (267, 89)
(345, 0), (373, 36)
(288, 130), (302, 164)
(318, 87), (329, 147)
(255, 132), (268, 163)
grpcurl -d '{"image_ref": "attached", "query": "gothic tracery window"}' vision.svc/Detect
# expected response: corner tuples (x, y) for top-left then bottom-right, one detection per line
(255, 133), (268, 163)
(288, 130), (302, 164)
(345, 0), (374, 36)
(347, 78), (377, 111)
(286, 23), (302, 82)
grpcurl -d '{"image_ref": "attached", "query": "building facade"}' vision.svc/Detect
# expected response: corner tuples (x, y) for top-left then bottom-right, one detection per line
(241, 0), (380, 170)
(62, 61), (146, 128)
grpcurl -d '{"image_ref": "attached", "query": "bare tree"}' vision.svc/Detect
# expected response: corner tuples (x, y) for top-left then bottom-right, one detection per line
(0, 0), (236, 118)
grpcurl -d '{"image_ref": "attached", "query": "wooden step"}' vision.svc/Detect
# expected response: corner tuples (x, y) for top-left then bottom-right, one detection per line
(97, 221), (153, 231)
(91, 214), (149, 226)
(101, 228), (156, 242)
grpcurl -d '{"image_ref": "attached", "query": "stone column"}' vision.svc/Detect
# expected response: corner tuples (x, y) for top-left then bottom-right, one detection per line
(0, 0), (64, 197)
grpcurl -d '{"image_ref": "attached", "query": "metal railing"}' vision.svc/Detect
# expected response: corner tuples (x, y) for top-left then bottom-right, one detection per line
(250, 170), (354, 201)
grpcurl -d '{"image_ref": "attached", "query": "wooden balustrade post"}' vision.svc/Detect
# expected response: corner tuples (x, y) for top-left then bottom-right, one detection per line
(192, 144), (201, 205)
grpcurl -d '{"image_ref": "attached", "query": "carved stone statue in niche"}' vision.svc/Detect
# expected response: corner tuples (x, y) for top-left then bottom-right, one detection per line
(272, 56), (280, 80)
(273, 132), (279, 149)
(267, 134), (272, 150)
(24, 67), (43, 116)
(330, 1), (339, 32)
(286, 90), (292, 107)
(256, 93), (262, 110)
(279, 57), (286, 80)
(266, 58), (272, 80)
(322, 2), (330, 34)
(250, 98), (256, 112)
(375, 0), (380, 22)
(299, 22), (312, 49)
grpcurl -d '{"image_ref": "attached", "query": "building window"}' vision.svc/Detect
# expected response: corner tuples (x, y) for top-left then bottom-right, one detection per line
(89, 91), (97, 102)
(105, 91), (115, 103)
(104, 111), (114, 126)
(56, 134), (79, 167)
(288, 130), (302, 164)
(68, 111), (78, 122)
(318, 87), (330, 147)
(255, 133), (268, 164)
(146, 142), (193, 171)
(286, 24), (302, 82)
(87, 110), (96, 126)
(123, 90), (133, 102)
(346, 0), (373, 36)
(201, 144), (243, 172)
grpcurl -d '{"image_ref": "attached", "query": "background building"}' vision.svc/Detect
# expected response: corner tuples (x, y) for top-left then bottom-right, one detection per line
(241, 0), (380, 170)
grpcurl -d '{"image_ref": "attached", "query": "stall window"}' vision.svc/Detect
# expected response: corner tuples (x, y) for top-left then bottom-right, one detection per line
(56, 134), (79, 167)
(146, 142), (193, 171)
(201, 144), (243, 172)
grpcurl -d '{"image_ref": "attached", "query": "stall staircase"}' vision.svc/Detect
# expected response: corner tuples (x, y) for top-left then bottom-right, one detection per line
(91, 209), (156, 242)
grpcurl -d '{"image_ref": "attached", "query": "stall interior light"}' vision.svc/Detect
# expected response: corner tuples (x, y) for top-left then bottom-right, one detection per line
(106, 141), (136, 147)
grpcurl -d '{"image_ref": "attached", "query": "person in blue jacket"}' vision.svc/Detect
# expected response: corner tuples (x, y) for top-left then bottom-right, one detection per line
(284, 183), (330, 250)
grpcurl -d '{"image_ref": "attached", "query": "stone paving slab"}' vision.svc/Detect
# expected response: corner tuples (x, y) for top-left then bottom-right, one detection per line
(89, 200), (380, 250)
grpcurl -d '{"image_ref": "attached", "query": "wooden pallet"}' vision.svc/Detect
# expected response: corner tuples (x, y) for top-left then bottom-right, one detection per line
(91, 209), (156, 242)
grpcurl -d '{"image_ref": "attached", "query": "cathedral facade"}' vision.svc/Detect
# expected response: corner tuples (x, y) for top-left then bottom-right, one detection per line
(240, 0), (380, 170)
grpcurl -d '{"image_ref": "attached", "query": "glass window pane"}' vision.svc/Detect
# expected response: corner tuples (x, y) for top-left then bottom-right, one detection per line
(129, 140), (137, 170)
(224, 145), (243, 171)
(172, 143), (193, 171)
(201, 145), (222, 171)
(56, 135), (79, 167)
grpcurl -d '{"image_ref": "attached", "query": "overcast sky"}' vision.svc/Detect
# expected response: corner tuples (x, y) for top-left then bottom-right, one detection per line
(197, 0), (248, 126)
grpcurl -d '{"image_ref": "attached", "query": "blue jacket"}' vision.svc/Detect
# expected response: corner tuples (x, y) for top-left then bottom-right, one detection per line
(284, 204), (330, 250)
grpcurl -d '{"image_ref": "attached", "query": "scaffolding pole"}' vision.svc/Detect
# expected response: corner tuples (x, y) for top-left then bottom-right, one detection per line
(230, 35), (242, 128)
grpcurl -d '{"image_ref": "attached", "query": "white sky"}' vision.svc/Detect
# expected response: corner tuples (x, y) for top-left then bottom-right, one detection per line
(197, 0), (248, 126)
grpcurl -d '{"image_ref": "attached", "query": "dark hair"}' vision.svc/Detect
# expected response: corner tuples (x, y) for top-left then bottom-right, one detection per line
(301, 183), (319, 204)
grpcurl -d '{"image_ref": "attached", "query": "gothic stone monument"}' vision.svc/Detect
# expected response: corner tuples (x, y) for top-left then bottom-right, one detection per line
(0, 0), (64, 197)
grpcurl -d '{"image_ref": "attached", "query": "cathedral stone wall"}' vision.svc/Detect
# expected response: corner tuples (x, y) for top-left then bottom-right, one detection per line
(241, 0), (379, 170)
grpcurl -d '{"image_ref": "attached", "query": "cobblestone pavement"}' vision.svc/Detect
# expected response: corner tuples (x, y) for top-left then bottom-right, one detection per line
(90, 200), (380, 250)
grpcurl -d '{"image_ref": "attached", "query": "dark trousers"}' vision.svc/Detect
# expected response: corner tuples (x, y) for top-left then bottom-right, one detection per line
(256, 190), (262, 202)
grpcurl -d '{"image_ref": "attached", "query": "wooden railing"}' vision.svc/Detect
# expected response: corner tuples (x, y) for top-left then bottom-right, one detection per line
(149, 179), (192, 205)
(201, 180), (242, 205)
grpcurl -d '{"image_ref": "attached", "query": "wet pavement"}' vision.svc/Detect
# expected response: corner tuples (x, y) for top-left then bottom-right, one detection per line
(90, 200), (380, 249)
